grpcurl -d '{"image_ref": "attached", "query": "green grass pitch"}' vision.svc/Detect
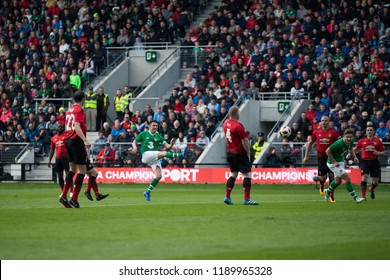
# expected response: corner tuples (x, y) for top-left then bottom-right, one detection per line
(0, 182), (389, 260)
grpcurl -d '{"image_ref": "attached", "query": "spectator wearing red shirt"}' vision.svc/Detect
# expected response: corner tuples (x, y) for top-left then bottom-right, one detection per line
(96, 142), (115, 166)
(305, 103), (317, 124)
(173, 98), (185, 114)
(364, 22), (379, 41)
(26, 31), (39, 48)
(47, 1), (61, 18)
(371, 55), (385, 73)
(56, 107), (66, 125)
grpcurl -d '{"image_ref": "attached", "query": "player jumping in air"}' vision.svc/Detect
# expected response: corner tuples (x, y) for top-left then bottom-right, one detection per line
(130, 120), (184, 201)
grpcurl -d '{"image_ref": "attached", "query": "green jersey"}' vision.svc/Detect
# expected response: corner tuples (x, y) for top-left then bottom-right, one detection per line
(327, 138), (353, 163)
(135, 131), (166, 154)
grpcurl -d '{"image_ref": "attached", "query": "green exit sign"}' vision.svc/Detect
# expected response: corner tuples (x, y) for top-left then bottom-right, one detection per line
(145, 51), (157, 62)
(278, 101), (290, 113)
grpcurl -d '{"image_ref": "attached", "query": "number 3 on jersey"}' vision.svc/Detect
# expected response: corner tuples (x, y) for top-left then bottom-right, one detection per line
(65, 114), (75, 131)
(226, 128), (232, 143)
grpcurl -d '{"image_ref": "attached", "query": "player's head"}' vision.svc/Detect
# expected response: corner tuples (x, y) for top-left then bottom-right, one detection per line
(343, 128), (354, 143)
(320, 116), (330, 129)
(149, 120), (159, 133)
(229, 106), (240, 120)
(57, 124), (65, 134)
(366, 125), (375, 137)
(73, 90), (86, 104)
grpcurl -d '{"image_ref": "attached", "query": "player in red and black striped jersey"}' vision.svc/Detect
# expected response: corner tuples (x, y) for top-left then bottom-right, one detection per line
(303, 116), (340, 202)
(223, 106), (259, 205)
(354, 125), (386, 200)
(48, 124), (72, 195)
(59, 91), (91, 208)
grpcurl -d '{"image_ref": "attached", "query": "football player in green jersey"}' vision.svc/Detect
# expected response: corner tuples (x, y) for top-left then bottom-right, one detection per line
(130, 121), (184, 201)
(324, 128), (364, 203)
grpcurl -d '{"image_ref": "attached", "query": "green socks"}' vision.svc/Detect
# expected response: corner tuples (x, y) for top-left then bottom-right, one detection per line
(165, 152), (181, 158)
(328, 180), (358, 201)
(146, 178), (159, 193)
(346, 181), (358, 200)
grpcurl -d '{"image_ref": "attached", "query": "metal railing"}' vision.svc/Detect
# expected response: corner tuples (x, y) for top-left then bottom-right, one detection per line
(209, 94), (246, 142)
(130, 47), (181, 99)
(106, 43), (173, 66)
(266, 91), (313, 141)
(33, 98), (73, 112)
(0, 143), (31, 164)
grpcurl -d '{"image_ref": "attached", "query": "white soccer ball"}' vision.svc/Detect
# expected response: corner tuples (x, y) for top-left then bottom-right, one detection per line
(279, 126), (292, 138)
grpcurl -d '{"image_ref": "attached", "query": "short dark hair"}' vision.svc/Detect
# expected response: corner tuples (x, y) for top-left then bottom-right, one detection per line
(74, 91), (85, 102)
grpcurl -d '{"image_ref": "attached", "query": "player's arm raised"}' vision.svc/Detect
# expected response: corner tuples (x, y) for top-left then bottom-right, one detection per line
(74, 122), (91, 148)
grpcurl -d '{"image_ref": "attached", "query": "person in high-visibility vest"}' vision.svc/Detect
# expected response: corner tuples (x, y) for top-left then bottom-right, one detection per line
(96, 86), (110, 132)
(85, 87), (98, 131)
(123, 85), (133, 112)
(114, 88), (125, 121)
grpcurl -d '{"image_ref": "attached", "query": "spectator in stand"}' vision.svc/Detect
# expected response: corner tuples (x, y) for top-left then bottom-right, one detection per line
(376, 121), (388, 140)
(100, 122), (111, 138)
(252, 132), (267, 160)
(195, 131), (209, 151)
(96, 142), (115, 167)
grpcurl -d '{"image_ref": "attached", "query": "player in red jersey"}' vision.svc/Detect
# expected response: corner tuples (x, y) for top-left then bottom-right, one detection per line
(59, 91), (91, 208)
(223, 106), (259, 205)
(303, 116), (340, 202)
(48, 124), (73, 195)
(354, 125), (385, 200)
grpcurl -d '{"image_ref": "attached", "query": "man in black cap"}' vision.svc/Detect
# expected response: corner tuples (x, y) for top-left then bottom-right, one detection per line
(252, 132), (267, 159)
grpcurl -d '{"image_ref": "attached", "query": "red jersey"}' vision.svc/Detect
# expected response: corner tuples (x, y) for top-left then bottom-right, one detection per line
(355, 137), (385, 160)
(223, 119), (247, 155)
(50, 133), (68, 159)
(65, 104), (86, 140)
(311, 128), (340, 157)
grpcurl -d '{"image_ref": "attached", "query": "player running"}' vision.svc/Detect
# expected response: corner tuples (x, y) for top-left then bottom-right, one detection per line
(324, 129), (364, 204)
(130, 120), (184, 201)
(354, 125), (385, 200)
(303, 116), (340, 202)
(59, 91), (91, 208)
(223, 106), (259, 205)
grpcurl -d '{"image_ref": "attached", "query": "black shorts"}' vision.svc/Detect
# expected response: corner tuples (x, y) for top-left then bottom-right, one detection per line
(65, 139), (87, 165)
(318, 156), (332, 176)
(360, 159), (381, 178)
(227, 153), (251, 173)
(55, 158), (69, 174)
(86, 158), (94, 171)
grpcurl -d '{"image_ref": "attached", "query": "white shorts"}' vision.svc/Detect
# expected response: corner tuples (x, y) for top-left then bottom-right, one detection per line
(327, 162), (346, 178)
(142, 151), (162, 171)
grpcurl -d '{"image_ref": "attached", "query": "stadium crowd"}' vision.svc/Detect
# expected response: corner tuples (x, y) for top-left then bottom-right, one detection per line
(1, 0), (390, 168)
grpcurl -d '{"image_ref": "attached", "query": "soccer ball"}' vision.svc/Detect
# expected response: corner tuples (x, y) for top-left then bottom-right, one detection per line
(279, 126), (292, 138)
